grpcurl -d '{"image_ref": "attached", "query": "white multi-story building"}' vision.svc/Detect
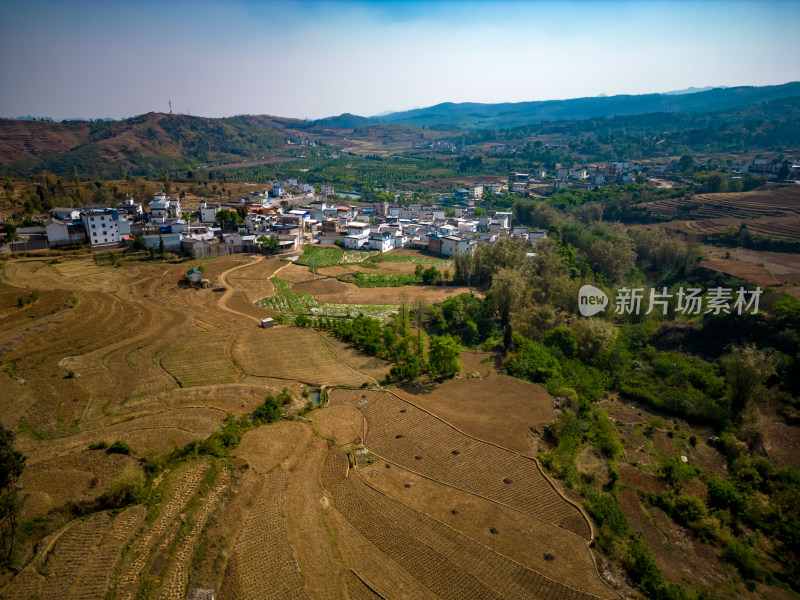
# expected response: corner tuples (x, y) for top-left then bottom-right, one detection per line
(321, 184), (334, 196)
(199, 201), (220, 223)
(149, 191), (181, 223)
(80, 209), (122, 245)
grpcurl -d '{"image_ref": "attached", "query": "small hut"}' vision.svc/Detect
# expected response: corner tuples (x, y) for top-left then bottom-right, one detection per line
(260, 317), (275, 328)
(186, 268), (202, 284)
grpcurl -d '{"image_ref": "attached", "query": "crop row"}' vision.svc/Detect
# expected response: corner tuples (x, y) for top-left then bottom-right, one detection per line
(116, 462), (209, 600)
(38, 512), (111, 599)
(360, 392), (590, 538)
(219, 469), (308, 599)
(337, 272), (419, 288)
(350, 471), (602, 600)
(295, 245), (344, 267)
(374, 253), (453, 266)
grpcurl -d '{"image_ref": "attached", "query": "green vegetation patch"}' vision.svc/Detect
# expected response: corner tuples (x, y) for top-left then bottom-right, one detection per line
(337, 272), (419, 288)
(295, 245), (343, 268)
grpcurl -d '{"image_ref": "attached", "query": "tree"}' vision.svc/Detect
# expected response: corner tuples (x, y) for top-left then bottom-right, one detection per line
(412, 296), (429, 346)
(161, 172), (172, 196)
(158, 235), (165, 257)
(490, 267), (527, 327)
(722, 344), (776, 420)
(215, 209), (242, 232)
(422, 266), (442, 285)
(0, 424), (25, 563)
(679, 155), (694, 172)
(428, 335), (461, 379)
(258, 235), (278, 254)
(3, 223), (19, 257)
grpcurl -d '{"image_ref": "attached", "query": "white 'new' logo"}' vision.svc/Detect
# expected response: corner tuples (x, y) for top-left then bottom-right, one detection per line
(578, 285), (608, 316)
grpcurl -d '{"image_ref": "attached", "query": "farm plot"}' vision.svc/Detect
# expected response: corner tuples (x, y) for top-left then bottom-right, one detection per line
(219, 469), (310, 600)
(343, 250), (381, 263)
(231, 326), (367, 386)
(292, 276), (469, 306)
(360, 458), (613, 598)
(337, 272), (419, 287)
(295, 244), (344, 267)
(374, 250), (453, 266)
(37, 512), (111, 600)
(162, 327), (240, 387)
(225, 257), (285, 302)
(395, 376), (555, 454)
(330, 389), (591, 539)
(115, 460), (210, 600)
(258, 277), (319, 314)
(323, 448), (609, 600)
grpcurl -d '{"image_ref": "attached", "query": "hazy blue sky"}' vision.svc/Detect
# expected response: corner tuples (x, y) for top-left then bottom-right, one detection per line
(1, 0), (798, 120)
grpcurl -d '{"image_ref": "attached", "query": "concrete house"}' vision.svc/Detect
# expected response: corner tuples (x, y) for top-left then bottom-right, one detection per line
(368, 230), (394, 252)
(51, 207), (81, 221)
(45, 219), (87, 247)
(81, 209), (122, 246)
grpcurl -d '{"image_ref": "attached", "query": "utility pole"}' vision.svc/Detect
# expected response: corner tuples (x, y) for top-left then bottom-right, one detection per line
(168, 100), (172, 115)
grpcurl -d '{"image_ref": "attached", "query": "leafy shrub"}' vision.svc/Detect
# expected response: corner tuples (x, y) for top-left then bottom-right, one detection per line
(88, 441), (109, 450)
(99, 466), (144, 509)
(106, 440), (133, 455)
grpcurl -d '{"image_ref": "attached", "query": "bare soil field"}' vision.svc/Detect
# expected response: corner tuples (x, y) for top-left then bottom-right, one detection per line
(643, 184), (800, 225)
(318, 332), (392, 382)
(292, 277), (472, 305)
(231, 326), (368, 386)
(395, 376), (555, 454)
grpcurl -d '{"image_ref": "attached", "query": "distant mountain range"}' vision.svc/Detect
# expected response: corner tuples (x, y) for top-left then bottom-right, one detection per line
(319, 82), (800, 130)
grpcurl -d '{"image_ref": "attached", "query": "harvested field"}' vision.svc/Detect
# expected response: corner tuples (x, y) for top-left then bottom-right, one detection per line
(162, 328), (240, 387)
(362, 457), (614, 598)
(292, 277), (473, 305)
(231, 326), (367, 386)
(331, 388), (592, 539)
(223, 256), (285, 301)
(322, 447), (614, 600)
(643, 184), (800, 224)
(459, 350), (500, 378)
(395, 376), (554, 454)
(318, 332), (392, 382)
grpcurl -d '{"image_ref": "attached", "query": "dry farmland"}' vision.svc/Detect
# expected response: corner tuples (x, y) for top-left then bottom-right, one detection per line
(643, 184), (800, 242)
(0, 251), (620, 599)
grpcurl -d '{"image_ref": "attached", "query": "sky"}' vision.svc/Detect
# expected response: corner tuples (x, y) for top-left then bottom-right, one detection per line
(1, 0), (799, 121)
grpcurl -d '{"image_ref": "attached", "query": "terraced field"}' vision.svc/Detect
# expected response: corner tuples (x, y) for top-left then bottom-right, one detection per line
(0, 252), (618, 599)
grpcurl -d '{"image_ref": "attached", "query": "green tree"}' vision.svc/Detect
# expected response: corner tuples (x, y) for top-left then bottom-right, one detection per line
(0, 424), (25, 563)
(3, 223), (19, 257)
(215, 209), (242, 232)
(428, 335), (461, 379)
(422, 266), (442, 285)
(258, 235), (279, 254)
(679, 155), (694, 172)
(722, 344), (776, 420)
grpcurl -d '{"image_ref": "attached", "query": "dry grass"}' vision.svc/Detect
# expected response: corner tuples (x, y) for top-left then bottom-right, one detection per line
(231, 326), (367, 386)
(162, 328), (241, 387)
(395, 375), (555, 454)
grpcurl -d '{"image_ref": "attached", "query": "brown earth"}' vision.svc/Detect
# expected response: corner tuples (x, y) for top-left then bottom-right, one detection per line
(394, 376), (555, 455)
(292, 277), (474, 305)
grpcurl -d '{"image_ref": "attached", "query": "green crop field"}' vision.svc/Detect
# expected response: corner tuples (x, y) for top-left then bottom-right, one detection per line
(295, 245), (343, 268)
(373, 252), (452, 266)
(337, 272), (419, 288)
(258, 277), (398, 322)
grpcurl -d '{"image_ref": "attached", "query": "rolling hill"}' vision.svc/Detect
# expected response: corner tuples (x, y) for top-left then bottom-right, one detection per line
(341, 82), (800, 129)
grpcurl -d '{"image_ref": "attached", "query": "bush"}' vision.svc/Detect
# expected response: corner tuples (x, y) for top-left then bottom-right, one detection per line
(99, 466), (145, 509)
(88, 441), (109, 450)
(106, 440), (133, 455)
(722, 538), (767, 582)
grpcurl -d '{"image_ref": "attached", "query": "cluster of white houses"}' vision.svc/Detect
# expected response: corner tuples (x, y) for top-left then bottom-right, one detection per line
(31, 185), (547, 258)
